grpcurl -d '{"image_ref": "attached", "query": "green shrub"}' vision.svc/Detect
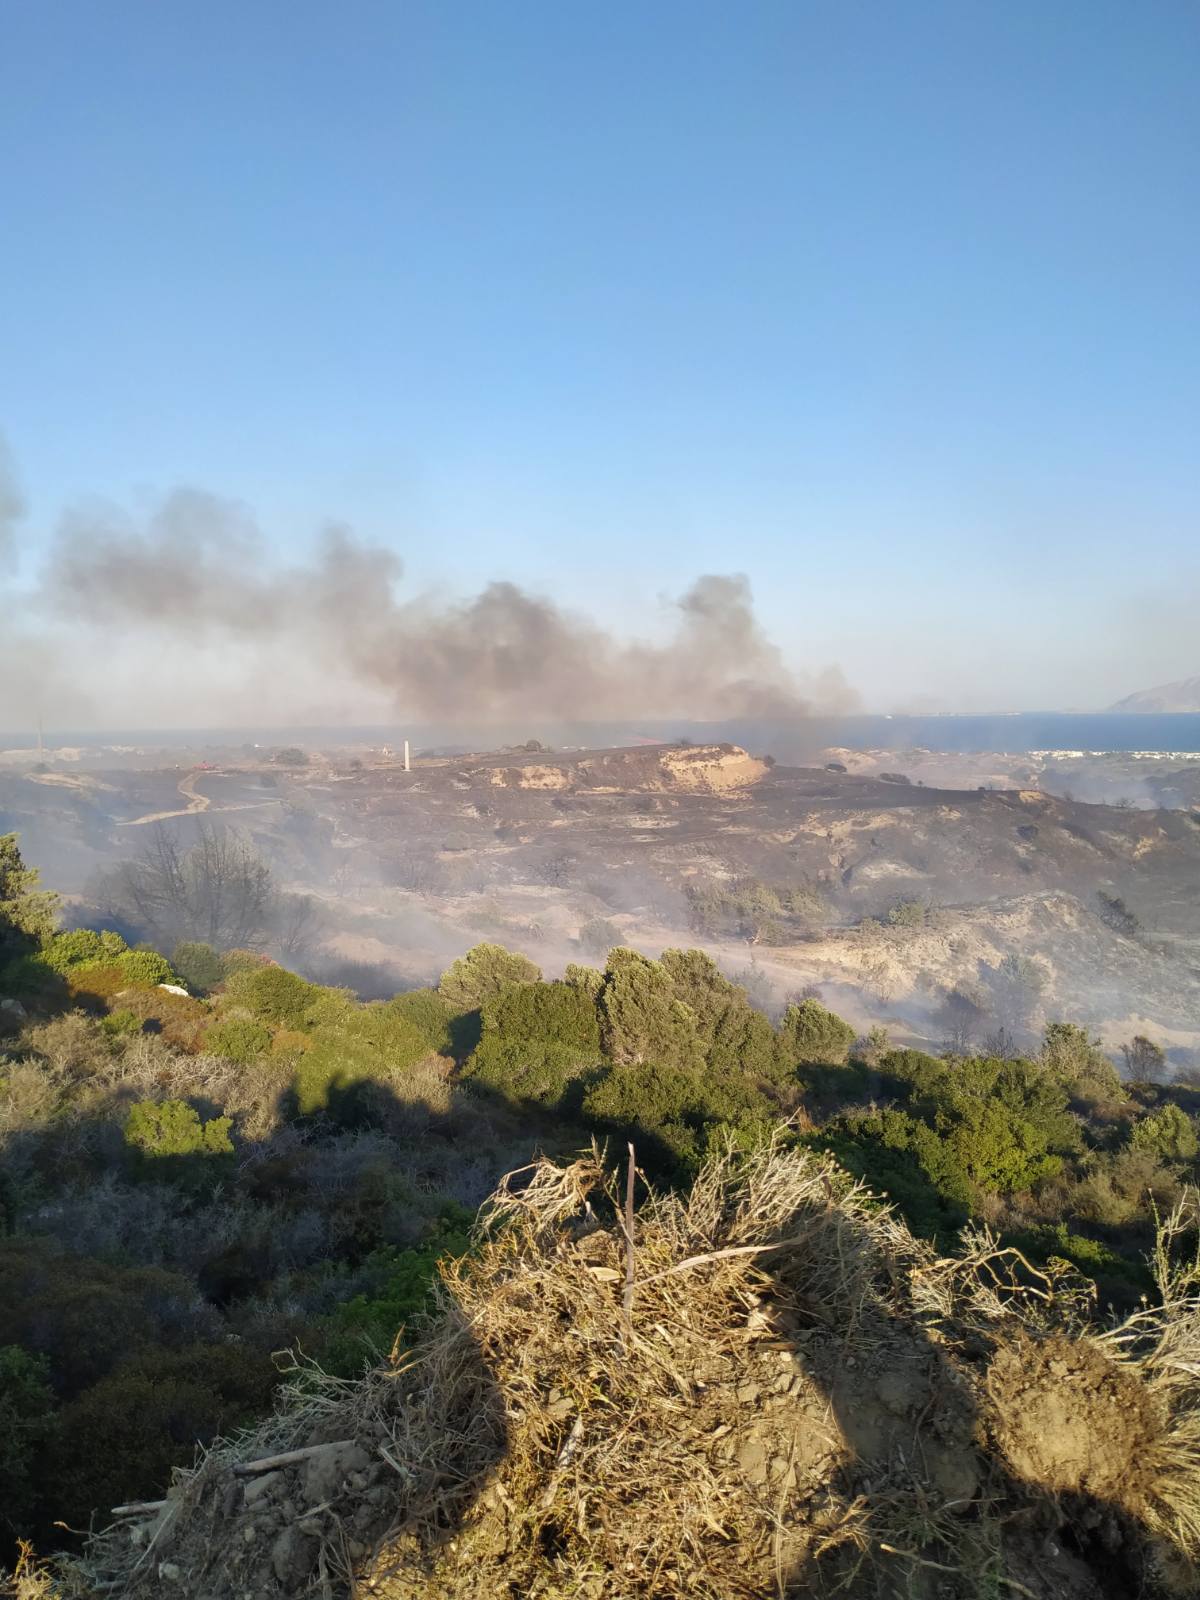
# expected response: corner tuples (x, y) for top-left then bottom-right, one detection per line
(1006, 1222), (1152, 1305)
(389, 987), (458, 1055)
(470, 980), (603, 1107)
(316, 1213), (471, 1377)
(0, 1243), (198, 1396)
(203, 1018), (272, 1064)
(779, 999), (856, 1068)
(39, 927), (127, 973)
(171, 940), (225, 993)
(100, 1008), (143, 1039)
(437, 943), (541, 1010)
(583, 1059), (769, 1180)
(1042, 1022), (1123, 1103)
(0, 834), (59, 965)
(658, 949), (778, 1080)
(46, 1343), (275, 1532)
(124, 1100), (234, 1187)
(224, 962), (316, 1023)
(1131, 1102), (1199, 1163)
(115, 947), (178, 987)
(887, 899), (927, 928)
(0, 1344), (58, 1537)
(811, 1110), (971, 1241)
(598, 948), (702, 1071)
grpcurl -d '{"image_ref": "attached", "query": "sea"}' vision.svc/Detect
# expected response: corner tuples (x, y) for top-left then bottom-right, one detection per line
(6, 712), (1200, 763)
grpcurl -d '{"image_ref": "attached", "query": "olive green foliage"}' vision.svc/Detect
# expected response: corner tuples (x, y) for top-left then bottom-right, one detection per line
(47, 1343), (275, 1532)
(316, 1210), (471, 1377)
(288, 1000), (432, 1117)
(685, 875), (825, 945)
(580, 949), (781, 1175)
(657, 949), (777, 1080)
(171, 940), (225, 994)
(470, 981), (603, 1107)
(583, 1060), (768, 1178)
(818, 1052), (1078, 1239)
(563, 962), (604, 1001)
(0, 1345), (57, 1536)
(1130, 1102), (1199, 1163)
(1041, 1022), (1122, 1104)
(438, 943), (541, 1010)
(389, 987), (459, 1056)
(597, 948), (702, 1070)
(779, 998), (857, 1068)
(1008, 1222), (1153, 1303)
(124, 1100), (234, 1187)
(887, 898), (927, 928)
(578, 917), (622, 957)
(203, 1018), (272, 1064)
(224, 962), (316, 1023)
(37, 928), (127, 974)
(0, 835), (58, 963)
(116, 947), (178, 987)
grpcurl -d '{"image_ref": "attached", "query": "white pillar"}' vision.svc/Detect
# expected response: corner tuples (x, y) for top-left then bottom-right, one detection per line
(403, 739), (411, 772)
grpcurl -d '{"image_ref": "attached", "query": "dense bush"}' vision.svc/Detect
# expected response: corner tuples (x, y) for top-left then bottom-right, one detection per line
(469, 981), (603, 1107)
(203, 1018), (272, 1064)
(438, 943), (541, 1010)
(0, 1345), (57, 1537)
(124, 1100), (235, 1188)
(224, 963), (316, 1024)
(171, 940), (225, 993)
(598, 949), (703, 1071)
(778, 999), (857, 1068)
(315, 1210), (472, 1377)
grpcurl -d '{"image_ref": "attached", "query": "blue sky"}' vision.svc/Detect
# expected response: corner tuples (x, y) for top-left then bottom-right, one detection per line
(2, 0), (1198, 718)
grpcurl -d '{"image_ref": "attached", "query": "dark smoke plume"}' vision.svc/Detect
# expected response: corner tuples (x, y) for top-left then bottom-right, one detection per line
(32, 485), (856, 724)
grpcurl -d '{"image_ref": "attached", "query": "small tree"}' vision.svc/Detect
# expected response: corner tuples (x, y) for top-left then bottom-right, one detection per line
(887, 899), (927, 929)
(1123, 1035), (1167, 1082)
(598, 949), (702, 1071)
(1131, 1103), (1199, 1164)
(0, 833), (58, 964)
(778, 998), (856, 1068)
(438, 943), (541, 1011)
(172, 940), (225, 993)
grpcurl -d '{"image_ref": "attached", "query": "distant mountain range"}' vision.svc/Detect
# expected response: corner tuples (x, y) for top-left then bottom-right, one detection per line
(1110, 675), (1200, 713)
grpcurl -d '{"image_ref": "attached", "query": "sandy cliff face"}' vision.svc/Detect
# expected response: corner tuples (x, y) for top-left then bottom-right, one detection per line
(485, 743), (769, 794)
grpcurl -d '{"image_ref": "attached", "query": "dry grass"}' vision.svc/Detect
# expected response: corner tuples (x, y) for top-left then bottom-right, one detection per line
(44, 1139), (1200, 1600)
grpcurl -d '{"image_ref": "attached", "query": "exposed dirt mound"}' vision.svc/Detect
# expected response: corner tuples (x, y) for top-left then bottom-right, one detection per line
(60, 1145), (1200, 1600)
(987, 1333), (1164, 1501)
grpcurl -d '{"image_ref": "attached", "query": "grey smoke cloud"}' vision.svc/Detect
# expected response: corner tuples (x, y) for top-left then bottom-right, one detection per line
(27, 483), (857, 726)
(0, 435), (24, 570)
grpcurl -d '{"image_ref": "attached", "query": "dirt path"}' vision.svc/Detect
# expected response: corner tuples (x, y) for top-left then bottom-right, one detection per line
(119, 770), (213, 827)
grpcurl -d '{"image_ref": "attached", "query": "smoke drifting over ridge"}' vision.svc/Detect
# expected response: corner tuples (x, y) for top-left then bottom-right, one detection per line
(4, 476), (857, 728)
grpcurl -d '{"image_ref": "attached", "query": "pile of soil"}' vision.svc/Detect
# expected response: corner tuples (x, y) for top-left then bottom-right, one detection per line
(63, 1143), (1200, 1600)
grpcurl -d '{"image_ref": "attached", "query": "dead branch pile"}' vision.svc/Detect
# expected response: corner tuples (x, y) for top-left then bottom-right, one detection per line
(50, 1138), (1200, 1599)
